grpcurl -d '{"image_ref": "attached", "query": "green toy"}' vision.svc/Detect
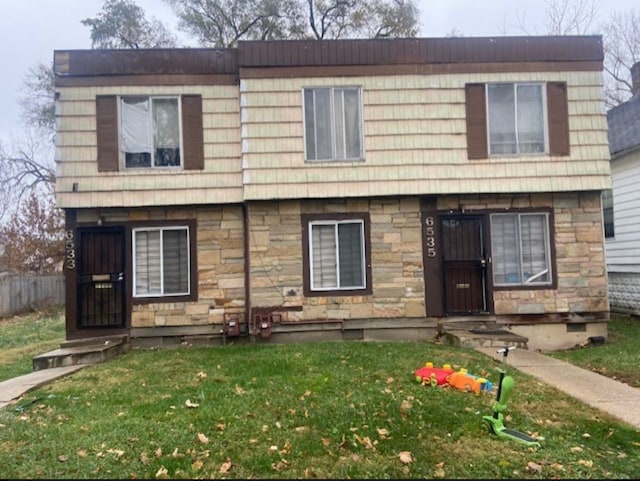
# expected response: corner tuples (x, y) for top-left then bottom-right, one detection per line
(482, 346), (542, 448)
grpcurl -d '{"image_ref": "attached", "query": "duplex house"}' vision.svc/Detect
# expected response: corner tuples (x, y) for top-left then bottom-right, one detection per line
(53, 36), (611, 351)
(605, 62), (640, 315)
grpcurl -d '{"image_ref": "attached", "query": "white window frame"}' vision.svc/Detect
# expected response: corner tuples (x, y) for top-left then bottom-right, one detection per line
(486, 83), (549, 156)
(490, 212), (552, 287)
(119, 95), (183, 169)
(303, 86), (364, 162)
(308, 219), (366, 291)
(133, 226), (190, 298)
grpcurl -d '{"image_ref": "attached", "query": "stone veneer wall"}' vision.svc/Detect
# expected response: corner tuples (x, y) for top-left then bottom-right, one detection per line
(248, 197), (425, 322)
(128, 205), (246, 329)
(439, 191), (608, 317)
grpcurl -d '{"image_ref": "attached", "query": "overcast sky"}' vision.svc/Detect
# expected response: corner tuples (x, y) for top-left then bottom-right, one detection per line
(0, 0), (637, 146)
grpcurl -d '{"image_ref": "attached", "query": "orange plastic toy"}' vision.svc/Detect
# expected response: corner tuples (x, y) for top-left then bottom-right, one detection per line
(414, 362), (454, 386)
(447, 368), (492, 394)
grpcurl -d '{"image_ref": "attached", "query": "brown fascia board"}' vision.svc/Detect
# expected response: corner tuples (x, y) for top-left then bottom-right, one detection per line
(236, 36), (604, 68)
(53, 36), (603, 84)
(53, 48), (238, 84)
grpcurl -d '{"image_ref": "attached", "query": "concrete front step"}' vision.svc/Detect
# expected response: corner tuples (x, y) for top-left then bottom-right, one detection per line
(32, 336), (130, 371)
(440, 328), (529, 349)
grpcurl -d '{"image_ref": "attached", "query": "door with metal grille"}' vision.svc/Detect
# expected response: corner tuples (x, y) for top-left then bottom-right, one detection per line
(76, 227), (126, 329)
(441, 216), (488, 314)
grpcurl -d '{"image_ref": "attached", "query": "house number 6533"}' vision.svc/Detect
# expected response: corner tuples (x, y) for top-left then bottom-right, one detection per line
(65, 229), (76, 270)
(425, 216), (437, 258)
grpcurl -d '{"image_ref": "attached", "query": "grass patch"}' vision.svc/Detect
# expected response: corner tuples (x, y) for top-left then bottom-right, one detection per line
(0, 306), (65, 382)
(546, 314), (640, 388)
(0, 339), (638, 479)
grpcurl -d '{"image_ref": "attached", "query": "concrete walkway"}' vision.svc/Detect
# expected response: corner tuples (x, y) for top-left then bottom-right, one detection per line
(475, 346), (640, 430)
(0, 365), (86, 410)
(1, 349), (639, 432)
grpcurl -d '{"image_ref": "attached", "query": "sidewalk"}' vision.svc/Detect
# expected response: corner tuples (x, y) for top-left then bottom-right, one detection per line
(475, 346), (640, 430)
(0, 365), (86, 410)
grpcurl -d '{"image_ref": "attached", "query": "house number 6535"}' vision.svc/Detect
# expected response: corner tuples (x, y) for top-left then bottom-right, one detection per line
(425, 216), (437, 258)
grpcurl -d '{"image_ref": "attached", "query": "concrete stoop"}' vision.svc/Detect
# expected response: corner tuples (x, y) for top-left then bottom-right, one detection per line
(439, 328), (529, 350)
(32, 335), (130, 371)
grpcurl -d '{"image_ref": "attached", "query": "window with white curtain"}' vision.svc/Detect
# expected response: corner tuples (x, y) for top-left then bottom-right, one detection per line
(304, 87), (363, 161)
(120, 96), (181, 168)
(309, 220), (365, 290)
(133, 227), (190, 297)
(490, 213), (552, 286)
(487, 83), (546, 155)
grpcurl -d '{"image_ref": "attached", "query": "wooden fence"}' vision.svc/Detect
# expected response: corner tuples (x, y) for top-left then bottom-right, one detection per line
(0, 274), (65, 317)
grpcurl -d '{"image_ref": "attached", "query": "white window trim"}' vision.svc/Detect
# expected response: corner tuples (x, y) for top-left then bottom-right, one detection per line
(302, 86), (365, 162)
(485, 82), (549, 157)
(118, 95), (184, 170)
(490, 212), (552, 287)
(132, 226), (190, 298)
(308, 219), (366, 291)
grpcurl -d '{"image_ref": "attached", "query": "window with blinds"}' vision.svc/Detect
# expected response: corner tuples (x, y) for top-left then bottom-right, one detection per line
(303, 87), (363, 161)
(309, 220), (365, 290)
(133, 227), (190, 297)
(490, 213), (551, 286)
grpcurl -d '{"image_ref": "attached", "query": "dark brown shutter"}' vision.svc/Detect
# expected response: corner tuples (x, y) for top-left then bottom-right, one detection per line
(96, 95), (119, 172)
(547, 82), (570, 156)
(465, 83), (488, 160)
(182, 95), (204, 170)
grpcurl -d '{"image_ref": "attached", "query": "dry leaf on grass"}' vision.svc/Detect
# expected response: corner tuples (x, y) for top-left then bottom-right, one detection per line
(398, 451), (413, 464)
(527, 461), (542, 472)
(220, 459), (233, 473)
(197, 432), (209, 444)
(155, 467), (169, 479)
(185, 399), (199, 408)
(377, 428), (390, 439)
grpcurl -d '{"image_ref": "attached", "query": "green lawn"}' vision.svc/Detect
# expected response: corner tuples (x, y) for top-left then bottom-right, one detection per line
(1, 328), (639, 478)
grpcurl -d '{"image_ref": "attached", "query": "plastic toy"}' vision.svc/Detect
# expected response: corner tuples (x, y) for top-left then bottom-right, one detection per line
(447, 368), (492, 394)
(482, 346), (542, 447)
(414, 362), (454, 386)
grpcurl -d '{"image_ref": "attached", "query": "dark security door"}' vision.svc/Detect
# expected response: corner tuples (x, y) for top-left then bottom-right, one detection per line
(441, 216), (488, 314)
(76, 227), (126, 329)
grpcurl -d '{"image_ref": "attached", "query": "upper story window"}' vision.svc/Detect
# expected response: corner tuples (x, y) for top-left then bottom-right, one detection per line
(121, 96), (181, 168)
(95, 94), (204, 173)
(465, 82), (568, 160)
(303, 87), (363, 161)
(487, 83), (547, 156)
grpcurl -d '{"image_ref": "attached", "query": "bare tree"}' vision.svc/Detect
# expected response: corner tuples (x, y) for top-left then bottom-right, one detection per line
(543, 0), (601, 35)
(601, 9), (640, 108)
(164, 0), (421, 47)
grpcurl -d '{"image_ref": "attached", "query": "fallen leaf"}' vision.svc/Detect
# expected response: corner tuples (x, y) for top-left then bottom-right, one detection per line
(578, 459), (593, 468)
(321, 438), (331, 446)
(527, 461), (542, 473)
(197, 433), (209, 444)
(275, 421), (282, 429)
(377, 428), (390, 439)
(220, 459), (233, 473)
(185, 399), (199, 408)
(294, 426), (309, 434)
(386, 377), (394, 384)
(269, 445), (279, 452)
(77, 449), (87, 458)
(354, 434), (375, 450)
(434, 464), (446, 478)
(571, 446), (584, 452)
(197, 371), (207, 379)
(57, 454), (68, 462)
(398, 451), (413, 464)
(272, 459), (290, 471)
(582, 433), (591, 438)
(234, 385), (246, 395)
(140, 452), (150, 465)
(192, 460), (203, 471)
(155, 447), (162, 458)
(155, 467), (169, 479)
(215, 423), (226, 431)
